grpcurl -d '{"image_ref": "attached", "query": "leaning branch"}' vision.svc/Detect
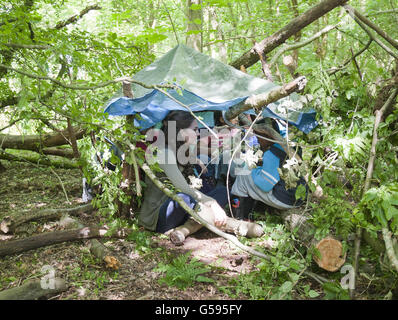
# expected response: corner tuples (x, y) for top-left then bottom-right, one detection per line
(355, 88), (398, 289)
(225, 76), (307, 120)
(230, 0), (348, 70)
(328, 39), (372, 76)
(382, 227), (398, 273)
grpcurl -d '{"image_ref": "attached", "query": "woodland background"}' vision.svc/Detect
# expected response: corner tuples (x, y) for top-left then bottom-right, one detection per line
(0, 0), (398, 300)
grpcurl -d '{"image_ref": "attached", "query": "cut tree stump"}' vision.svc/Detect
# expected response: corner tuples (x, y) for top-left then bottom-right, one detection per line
(0, 226), (125, 257)
(0, 278), (67, 300)
(281, 209), (346, 272)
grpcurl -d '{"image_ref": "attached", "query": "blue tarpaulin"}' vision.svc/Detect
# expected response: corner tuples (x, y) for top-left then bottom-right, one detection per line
(104, 44), (318, 134)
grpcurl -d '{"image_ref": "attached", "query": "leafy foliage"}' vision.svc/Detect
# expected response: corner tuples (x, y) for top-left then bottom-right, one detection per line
(357, 183), (398, 234)
(154, 252), (214, 290)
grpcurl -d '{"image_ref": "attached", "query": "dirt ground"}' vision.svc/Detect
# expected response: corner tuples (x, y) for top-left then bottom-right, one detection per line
(0, 160), (261, 300)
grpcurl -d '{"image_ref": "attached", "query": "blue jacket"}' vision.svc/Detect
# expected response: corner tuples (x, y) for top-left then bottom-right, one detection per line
(251, 143), (286, 192)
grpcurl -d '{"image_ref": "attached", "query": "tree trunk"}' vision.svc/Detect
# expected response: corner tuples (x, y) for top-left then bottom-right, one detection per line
(115, 82), (136, 219)
(186, 0), (203, 52)
(0, 278), (67, 300)
(208, 7), (227, 63)
(230, 0), (348, 70)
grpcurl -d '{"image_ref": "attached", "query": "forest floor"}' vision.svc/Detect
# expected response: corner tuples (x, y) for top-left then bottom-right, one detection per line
(0, 160), (388, 300)
(0, 160), (262, 300)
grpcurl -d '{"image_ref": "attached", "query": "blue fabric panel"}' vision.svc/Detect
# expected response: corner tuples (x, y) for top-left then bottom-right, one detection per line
(250, 148), (281, 192)
(104, 88), (318, 133)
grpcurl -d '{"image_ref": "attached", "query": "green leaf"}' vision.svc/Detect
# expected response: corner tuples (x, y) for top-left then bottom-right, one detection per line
(308, 290), (320, 298)
(280, 281), (293, 293)
(295, 184), (307, 200)
(196, 276), (214, 283)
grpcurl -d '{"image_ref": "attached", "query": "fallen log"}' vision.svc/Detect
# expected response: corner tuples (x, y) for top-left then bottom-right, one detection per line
(0, 126), (85, 152)
(41, 147), (75, 159)
(0, 278), (67, 300)
(280, 209), (346, 272)
(0, 226), (125, 257)
(0, 149), (79, 169)
(0, 204), (94, 234)
(60, 216), (122, 270)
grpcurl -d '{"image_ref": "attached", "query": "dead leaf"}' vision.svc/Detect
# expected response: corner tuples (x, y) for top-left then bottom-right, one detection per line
(0, 216), (12, 234)
(104, 256), (121, 270)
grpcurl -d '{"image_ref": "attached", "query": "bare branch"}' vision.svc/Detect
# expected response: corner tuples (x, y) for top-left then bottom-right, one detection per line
(54, 4), (102, 30)
(269, 24), (339, 68)
(224, 76), (307, 120)
(0, 63), (177, 91)
(0, 43), (50, 50)
(328, 39), (372, 76)
(344, 5), (398, 51)
(343, 5), (398, 60)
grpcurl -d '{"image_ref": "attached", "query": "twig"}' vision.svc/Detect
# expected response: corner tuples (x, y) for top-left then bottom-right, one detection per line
(49, 167), (70, 204)
(161, 0), (180, 44)
(0, 64), (177, 91)
(344, 5), (398, 51)
(343, 5), (398, 60)
(269, 24), (339, 68)
(226, 111), (263, 218)
(328, 39), (372, 76)
(350, 48), (363, 81)
(280, 267), (308, 299)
